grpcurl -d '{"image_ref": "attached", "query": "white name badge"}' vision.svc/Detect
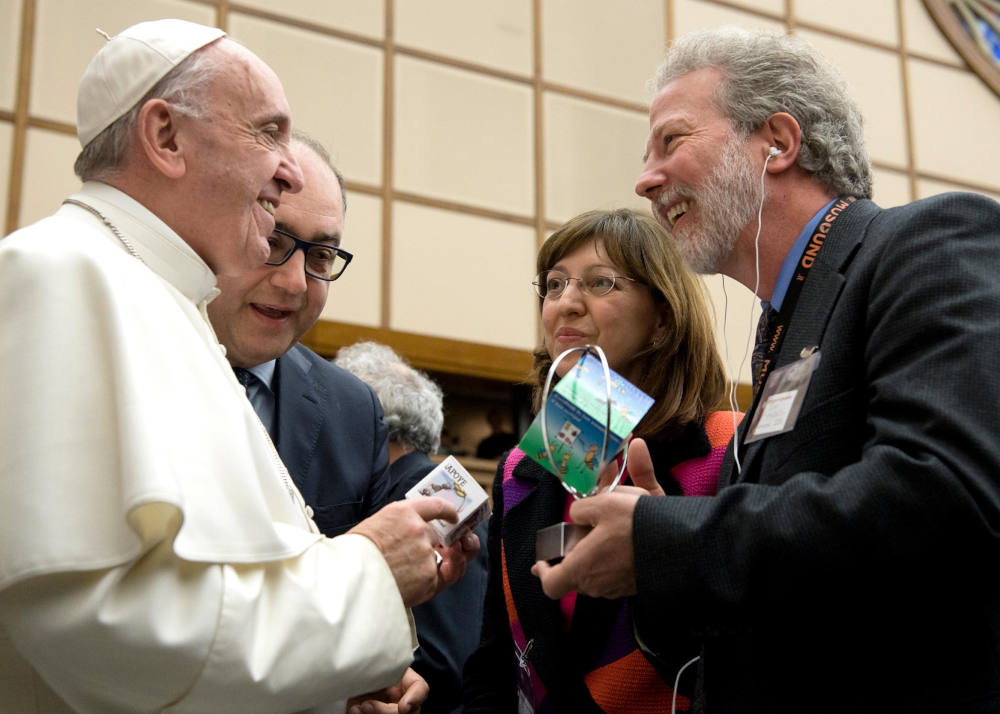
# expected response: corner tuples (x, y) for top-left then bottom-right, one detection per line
(745, 349), (821, 444)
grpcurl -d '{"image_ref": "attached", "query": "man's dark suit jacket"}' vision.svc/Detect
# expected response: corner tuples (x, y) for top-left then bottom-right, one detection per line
(272, 343), (391, 536)
(388, 451), (489, 714)
(631, 194), (1000, 713)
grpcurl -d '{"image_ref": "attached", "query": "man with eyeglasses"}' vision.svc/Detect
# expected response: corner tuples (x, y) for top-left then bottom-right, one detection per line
(207, 132), (390, 542)
(208, 132), (480, 711)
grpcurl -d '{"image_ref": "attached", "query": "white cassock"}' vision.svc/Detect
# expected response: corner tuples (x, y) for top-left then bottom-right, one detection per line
(0, 182), (414, 713)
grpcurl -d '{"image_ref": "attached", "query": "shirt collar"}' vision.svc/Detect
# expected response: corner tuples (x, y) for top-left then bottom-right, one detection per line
(766, 198), (837, 312)
(63, 182), (219, 305)
(245, 359), (276, 393)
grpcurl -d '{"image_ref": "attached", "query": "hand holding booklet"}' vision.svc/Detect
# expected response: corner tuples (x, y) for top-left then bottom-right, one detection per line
(404, 455), (491, 545)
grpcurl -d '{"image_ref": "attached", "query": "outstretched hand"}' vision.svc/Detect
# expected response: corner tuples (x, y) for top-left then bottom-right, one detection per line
(346, 667), (428, 714)
(532, 438), (660, 599)
(436, 528), (480, 591)
(349, 498), (457, 607)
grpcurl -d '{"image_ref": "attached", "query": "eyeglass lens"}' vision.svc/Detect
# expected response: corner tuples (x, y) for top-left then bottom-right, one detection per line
(535, 267), (618, 298)
(267, 231), (350, 280)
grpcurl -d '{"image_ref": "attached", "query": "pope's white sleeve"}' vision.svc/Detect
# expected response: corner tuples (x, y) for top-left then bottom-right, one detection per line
(0, 512), (414, 714)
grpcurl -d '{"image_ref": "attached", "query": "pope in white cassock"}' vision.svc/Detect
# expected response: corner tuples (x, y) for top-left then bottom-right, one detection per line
(0, 18), (474, 714)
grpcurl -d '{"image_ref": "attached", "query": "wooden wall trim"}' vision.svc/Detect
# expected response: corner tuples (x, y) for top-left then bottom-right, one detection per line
(897, 0), (919, 202)
(302, 319), (535, 384)
(6, 0), (35, 235)
(380, 0), (395, 328)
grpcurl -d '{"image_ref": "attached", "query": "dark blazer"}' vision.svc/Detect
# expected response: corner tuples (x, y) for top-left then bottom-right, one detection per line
(273, 343), (391, 537)
(632, 194), (1000, 713)
(388, 451), (489, 714)
(464, 425), (718, 713)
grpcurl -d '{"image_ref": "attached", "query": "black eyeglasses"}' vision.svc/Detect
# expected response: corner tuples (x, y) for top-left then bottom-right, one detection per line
(265, 228), (353, 281)
(532, 267), (636, 299)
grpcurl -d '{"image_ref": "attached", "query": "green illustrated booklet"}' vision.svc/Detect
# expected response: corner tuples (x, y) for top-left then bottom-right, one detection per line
(518, 351), (654, 496)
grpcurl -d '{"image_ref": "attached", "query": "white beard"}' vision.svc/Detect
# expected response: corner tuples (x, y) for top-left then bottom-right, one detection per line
(658, 133), (762, 275)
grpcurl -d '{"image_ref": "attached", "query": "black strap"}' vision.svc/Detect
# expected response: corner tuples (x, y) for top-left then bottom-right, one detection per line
(754, 197), (857, 391)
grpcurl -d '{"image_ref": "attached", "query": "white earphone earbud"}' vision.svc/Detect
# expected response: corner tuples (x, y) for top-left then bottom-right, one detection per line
(768, 146), (781, 157)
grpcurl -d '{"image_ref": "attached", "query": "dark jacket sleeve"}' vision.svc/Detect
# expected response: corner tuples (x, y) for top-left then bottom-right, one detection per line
(360, 388), (392, 518)
(631, 194), (1000, 701)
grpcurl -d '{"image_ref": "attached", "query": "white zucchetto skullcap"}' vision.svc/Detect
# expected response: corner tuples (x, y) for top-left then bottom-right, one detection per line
(76, 18), (226, 147)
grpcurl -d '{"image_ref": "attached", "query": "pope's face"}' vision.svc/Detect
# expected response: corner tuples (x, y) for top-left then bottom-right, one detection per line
(180, 40), (304, 278)
(209, 143), (343, 368)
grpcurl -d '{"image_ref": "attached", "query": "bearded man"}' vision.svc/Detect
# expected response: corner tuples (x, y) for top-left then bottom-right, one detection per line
(535, 27), (1000, 713)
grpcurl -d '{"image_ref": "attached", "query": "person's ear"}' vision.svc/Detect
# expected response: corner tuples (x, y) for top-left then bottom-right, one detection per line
(650, 303), (670, 347)
(135, 99), (187, 180)
(760, 112), (801, 170)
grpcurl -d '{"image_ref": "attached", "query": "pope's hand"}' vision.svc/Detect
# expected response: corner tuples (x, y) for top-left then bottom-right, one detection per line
(349, 499), (457, 607)
(346, 667), (428, 714)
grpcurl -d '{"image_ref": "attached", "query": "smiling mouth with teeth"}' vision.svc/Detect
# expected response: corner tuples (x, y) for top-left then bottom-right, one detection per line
(258, 199), (276, 216)
(666, 200), (689, 228)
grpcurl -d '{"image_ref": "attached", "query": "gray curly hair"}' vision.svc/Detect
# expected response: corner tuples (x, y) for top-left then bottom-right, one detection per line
(334, 341), (443, 454)
(652, 26), (872, 199)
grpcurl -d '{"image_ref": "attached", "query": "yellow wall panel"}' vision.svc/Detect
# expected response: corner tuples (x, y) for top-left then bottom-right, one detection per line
(235, 0), (384, 39)
(394, 56), (534, 216)
(19, 128), (80, 228)
(319, 192), (382, 328)
(909, 60), (1000, 191)
(396, 0), (531, 76)
(390, 201), (537, 350)
(229, 14), (384, 186)
(542, 0), (665, 105)
(30, 0), (214, 126)
(543, 93), (649, 223)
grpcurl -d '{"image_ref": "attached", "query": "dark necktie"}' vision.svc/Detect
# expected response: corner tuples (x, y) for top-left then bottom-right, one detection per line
(234, 367), (254, 392)
(751, 305), (779, 395)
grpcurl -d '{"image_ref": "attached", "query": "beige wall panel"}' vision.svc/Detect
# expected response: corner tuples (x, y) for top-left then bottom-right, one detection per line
(390, 202), (537, 349)
(544, 93), (649, 224)
(902, 0), (963, 65)
(909, 60), (1000, 191)
(19, 128), (80, 228)
(229, 14), (383, 185)
(917, 178), (1000, 204)
(674, 0), (786, 36)
(30, 0), (214, 125)
(236, 0), (384, 39)
(795, 0), (897, 45)
(701, 273), (760, 385)
(0, 0), (20, 112)
(319, 192), (382, 327)
(0, 121), (10, 227)
(871, 167), (912, 208)
(542, 0), (665, 105)
(394, 57), (534, 216)
(797, 31), (907, 167)
(396, 0), (531, 76)
(710, 0), (785, 16)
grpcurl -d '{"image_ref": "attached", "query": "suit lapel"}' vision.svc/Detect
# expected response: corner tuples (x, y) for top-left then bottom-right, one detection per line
(274, 348), (326, 492)
(725, 200), (880, 484)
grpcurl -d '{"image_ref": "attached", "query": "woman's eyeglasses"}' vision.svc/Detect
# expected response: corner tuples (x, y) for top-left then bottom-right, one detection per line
(532, 267), (636, 299)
